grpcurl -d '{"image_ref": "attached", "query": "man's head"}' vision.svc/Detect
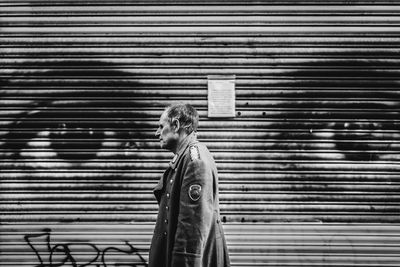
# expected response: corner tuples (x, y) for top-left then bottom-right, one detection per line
(155, 103), (199, 153)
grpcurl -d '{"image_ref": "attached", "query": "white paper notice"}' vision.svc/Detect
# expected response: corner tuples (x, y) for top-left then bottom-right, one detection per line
(207, 75), (236, 118)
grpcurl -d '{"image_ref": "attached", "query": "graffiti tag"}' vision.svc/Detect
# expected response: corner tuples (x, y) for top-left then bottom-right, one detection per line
(24, 228), (148, 267)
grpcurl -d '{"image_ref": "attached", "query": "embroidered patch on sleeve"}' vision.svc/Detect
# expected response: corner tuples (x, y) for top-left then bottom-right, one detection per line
(188, 184), (202, 201)
(190, 146), (200, 161)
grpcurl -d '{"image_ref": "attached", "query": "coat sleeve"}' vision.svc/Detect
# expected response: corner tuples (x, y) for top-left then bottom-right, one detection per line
(171, 156), (214, 267)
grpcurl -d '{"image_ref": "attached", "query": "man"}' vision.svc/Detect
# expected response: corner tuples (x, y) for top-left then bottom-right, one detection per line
(149, 103), (230, 267)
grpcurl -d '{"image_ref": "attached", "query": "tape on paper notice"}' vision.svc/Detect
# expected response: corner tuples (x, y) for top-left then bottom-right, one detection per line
(207, 75), (236, 118)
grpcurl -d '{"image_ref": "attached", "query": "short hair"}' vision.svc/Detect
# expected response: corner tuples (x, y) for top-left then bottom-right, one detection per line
(164, 103), (199, 134)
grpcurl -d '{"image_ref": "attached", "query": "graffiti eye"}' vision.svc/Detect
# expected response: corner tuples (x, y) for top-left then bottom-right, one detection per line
(8, 120), (122, 165)
(18, 124), (111, 164)
(49, 123), (105, 160)
(2, 104), (144, 167)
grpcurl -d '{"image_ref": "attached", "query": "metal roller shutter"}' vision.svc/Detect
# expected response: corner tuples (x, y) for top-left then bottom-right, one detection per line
(1, 1), (399, 266)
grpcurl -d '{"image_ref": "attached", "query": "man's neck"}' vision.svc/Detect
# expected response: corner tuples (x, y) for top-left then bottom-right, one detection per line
(174, 130), (199, 155)
(172, 132), (188, 154)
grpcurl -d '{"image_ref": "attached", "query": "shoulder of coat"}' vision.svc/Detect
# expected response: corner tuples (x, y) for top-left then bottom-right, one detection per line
(189, 145), (200, 161)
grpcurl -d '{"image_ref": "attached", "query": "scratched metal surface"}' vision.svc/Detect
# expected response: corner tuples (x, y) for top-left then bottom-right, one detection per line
(1, 0), (400, 266)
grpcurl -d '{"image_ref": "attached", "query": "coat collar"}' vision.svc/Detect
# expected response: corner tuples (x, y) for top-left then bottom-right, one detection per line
(153, 132), (198, 202)
(169, 132), (197, 169)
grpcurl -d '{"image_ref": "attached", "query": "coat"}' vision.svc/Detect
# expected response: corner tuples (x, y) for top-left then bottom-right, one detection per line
(148, 133), (230, 267)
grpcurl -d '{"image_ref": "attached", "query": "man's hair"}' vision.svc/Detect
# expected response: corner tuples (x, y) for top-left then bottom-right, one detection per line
(164, 103), (199, 134)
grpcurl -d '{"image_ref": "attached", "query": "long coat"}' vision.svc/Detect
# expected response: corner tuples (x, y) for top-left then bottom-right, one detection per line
(148, 133), (230, 267)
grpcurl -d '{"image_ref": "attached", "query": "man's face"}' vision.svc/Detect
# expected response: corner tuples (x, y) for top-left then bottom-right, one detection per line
(155, 112), (179, 152)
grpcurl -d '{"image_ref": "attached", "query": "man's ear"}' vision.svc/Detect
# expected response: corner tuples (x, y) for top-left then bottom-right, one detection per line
(171, 119), (180, 133)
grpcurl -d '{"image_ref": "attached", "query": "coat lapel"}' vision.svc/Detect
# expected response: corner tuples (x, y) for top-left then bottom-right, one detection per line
(153, 168), (170, 204)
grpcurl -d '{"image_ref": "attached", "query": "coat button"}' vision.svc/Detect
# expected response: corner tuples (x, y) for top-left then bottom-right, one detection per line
(165, 206), (169, 210)
(163, 231), (167, 236)
(170, 179), (173, 184)
(166, 193), (170, 198)
(165, 219), (168, 224)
